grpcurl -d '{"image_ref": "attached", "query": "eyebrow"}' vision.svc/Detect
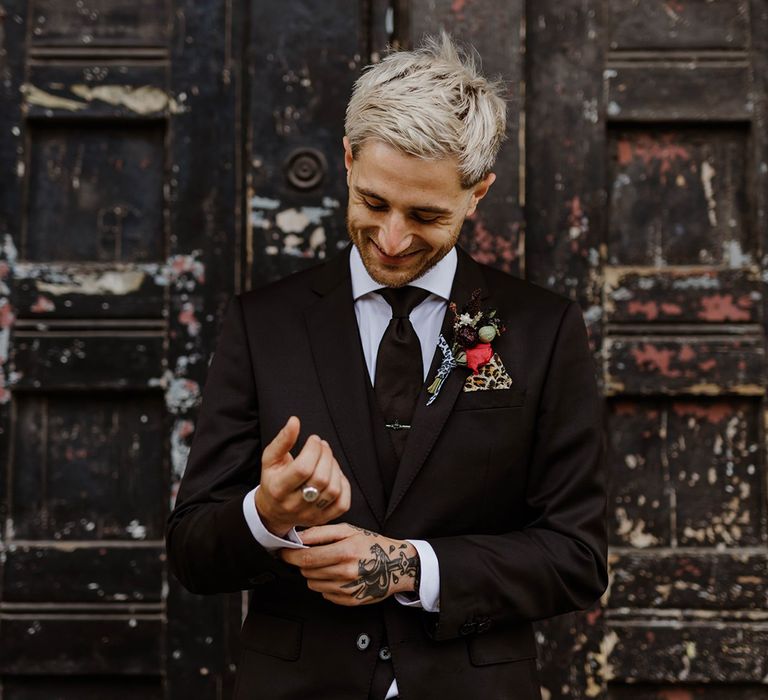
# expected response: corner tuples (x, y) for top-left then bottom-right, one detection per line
(355, 187), (452, 216)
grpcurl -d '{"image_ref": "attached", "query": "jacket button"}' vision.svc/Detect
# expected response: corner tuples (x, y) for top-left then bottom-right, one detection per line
(356, 633), (371, 651)
(378, 646), (391, 661)
(476, 618), (492, 634)
(459, 622), (477, 636)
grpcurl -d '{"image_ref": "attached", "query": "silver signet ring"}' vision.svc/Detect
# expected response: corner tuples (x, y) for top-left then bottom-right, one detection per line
(301, 485), (320, 503)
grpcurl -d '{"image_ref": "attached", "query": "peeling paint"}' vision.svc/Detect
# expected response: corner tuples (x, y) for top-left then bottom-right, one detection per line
(700, 160), (718, 227)
(71, 84), (185, 114)
(35, 269), (145, 296)
(22, 83), (86, 111)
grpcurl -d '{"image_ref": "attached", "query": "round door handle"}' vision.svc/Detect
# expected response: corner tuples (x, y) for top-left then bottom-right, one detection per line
(284, 147), (327, 190)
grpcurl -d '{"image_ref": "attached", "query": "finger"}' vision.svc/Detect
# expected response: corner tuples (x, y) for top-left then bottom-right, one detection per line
(321, 592), (367, 606)
(274, 434), (324, 495)
(314, 460), (342, 511)
(305, 440), (333, 498)
(298, 523), (351, 547)
(306, 577), (356, 594)
(261, 416), (300, 469)
(323, 469), (352, 521)
(282, 539), (347, 569)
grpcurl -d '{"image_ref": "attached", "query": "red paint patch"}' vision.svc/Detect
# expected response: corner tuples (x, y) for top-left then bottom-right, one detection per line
(631, 344), (681, 377)
(699, 294), (751, 322)
(660, 302), (682, 315)
(628, 300), (659, 320)
(30, 295), (56, 314)
(0, 302), (16, 328)
(177, 419), (195, 439)
(659, 689), (694, 700)
(585, 608), (602, 625)
(618, 133), (691, 185)
(178, 305), (201, 336)
(671, 401), (732, 424)
(678, 344), (695, 362)
(698, 358), (716, 372)
(451, 0), (467, 12)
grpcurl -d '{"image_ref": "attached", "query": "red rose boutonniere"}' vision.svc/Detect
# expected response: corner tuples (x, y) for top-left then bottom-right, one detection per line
(426, 289), (506, 405)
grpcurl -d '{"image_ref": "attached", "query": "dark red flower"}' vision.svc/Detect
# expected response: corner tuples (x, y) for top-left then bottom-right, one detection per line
(466, 343), (493, 374)
(456, 325), (479, 348)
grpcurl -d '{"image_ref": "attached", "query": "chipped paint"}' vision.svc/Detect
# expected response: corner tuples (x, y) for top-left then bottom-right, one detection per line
(615, 507), (660, 548)
(178, 302), (201, 337)
(35, 269), (145, 296)
(631, 344), (681, 378)
(22, 83), (86, 111)
(30, 295), (56, 313)
(700, 160), (718, 227)
(171, 419), (195, 482)
(71, 84), (185, 114)
(125, 520), (147, 540)
(163, 373), (201, 415)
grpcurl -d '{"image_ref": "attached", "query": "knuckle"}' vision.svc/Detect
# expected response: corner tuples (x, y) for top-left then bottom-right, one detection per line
(299, 552), (314, 568)
(293, 461), (314, 481)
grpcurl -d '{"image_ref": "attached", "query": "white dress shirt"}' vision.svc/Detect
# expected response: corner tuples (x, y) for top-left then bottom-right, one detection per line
(242, 245), (457, 699)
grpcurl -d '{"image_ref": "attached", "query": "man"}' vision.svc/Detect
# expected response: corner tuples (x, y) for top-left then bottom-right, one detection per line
(166, 33), (607, 700)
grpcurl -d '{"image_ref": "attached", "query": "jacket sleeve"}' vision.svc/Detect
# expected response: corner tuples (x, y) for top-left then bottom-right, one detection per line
(426, 300), (608, 640)
(165, 294), (297, 594)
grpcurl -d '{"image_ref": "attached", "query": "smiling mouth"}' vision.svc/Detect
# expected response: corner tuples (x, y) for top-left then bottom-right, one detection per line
(370, 239), (421, 259)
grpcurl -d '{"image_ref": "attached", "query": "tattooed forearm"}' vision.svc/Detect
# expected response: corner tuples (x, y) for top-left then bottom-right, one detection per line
(341, 542), (420, 600)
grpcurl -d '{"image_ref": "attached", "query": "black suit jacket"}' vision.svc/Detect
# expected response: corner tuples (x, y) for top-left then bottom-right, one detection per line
(166, 244), (608, 699)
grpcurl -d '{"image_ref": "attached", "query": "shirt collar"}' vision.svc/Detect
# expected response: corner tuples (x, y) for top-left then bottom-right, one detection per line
(349, 244), (457, 302)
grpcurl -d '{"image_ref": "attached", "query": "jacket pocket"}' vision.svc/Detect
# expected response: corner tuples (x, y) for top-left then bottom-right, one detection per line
(240, 610), (303, 661)
(453, 386), (526, 411)
(467, 623), (537, 666)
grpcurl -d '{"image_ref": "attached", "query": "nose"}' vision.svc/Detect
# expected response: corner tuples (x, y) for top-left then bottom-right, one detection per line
(377, 211), (411, 256)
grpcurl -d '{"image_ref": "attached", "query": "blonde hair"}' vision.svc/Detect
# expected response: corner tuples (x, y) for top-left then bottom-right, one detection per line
(344, 32), (507, 188)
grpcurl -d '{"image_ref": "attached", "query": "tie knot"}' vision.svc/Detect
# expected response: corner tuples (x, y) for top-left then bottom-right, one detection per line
(376, 286), (430, 318)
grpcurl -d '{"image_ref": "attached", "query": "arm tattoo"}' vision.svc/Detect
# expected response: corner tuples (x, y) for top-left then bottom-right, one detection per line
(341, 542), (420, 600)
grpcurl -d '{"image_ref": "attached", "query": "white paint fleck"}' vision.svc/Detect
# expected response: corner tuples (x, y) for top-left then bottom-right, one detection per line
(165, 374), (201, 415)
(700, 160), (718, 227)
(126, 520), (147, 540)
(276, 208), (310, 233)
(251, 196), (280, 210)
(724, 239), (753, 268)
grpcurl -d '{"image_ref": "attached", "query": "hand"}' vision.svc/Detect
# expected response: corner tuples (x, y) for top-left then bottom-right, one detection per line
(255, 416), (351, 537)
(280, 523), (420, 606)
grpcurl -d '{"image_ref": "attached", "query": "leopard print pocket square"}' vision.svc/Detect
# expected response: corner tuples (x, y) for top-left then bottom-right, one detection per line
(463, 352), (514, 392)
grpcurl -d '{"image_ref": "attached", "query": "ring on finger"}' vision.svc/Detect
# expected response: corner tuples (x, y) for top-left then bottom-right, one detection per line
(301, 485), (320, 503)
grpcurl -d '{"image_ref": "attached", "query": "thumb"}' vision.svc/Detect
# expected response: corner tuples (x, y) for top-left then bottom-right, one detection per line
(261, 415), (300, 469)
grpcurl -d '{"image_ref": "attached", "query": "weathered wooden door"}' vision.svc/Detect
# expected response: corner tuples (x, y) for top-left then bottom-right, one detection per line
(1, 1), (766, 698)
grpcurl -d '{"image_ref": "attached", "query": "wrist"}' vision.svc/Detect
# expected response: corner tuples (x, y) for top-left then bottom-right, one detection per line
(396, 540), (420, 595)
(254, 489), (293, 538)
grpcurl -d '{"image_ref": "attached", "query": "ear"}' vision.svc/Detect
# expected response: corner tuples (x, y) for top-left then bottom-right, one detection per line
(465, 172), (496, 217)
(343, 136), (353, 184)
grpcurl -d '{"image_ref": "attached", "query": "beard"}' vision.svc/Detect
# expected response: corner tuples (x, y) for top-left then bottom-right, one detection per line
(346, 213), (459, 288)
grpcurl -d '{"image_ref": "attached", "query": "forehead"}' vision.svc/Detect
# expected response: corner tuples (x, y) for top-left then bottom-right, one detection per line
(351, 140), (465, 203)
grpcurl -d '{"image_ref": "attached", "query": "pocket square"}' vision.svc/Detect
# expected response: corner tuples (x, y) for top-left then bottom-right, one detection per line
(463, 352), (514, 392)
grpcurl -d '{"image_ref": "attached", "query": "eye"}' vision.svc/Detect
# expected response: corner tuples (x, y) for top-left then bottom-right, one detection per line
(412, 213), (440, 224)
(362, 198), (387, 212)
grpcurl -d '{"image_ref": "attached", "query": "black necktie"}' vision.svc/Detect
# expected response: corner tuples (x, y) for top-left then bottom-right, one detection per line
(374, 286), (431, 464)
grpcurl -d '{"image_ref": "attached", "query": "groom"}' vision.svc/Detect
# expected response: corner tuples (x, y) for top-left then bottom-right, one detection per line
(166, 33), (607, 700)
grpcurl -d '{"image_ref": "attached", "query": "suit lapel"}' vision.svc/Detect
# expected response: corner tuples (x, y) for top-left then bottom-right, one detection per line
(304, 246), (387, 525)
(385, 246), (488, 520)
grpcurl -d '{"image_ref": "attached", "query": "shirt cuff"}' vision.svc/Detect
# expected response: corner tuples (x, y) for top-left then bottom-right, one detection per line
(394, 539), (440, 612)
(242, 486), (307, 551)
